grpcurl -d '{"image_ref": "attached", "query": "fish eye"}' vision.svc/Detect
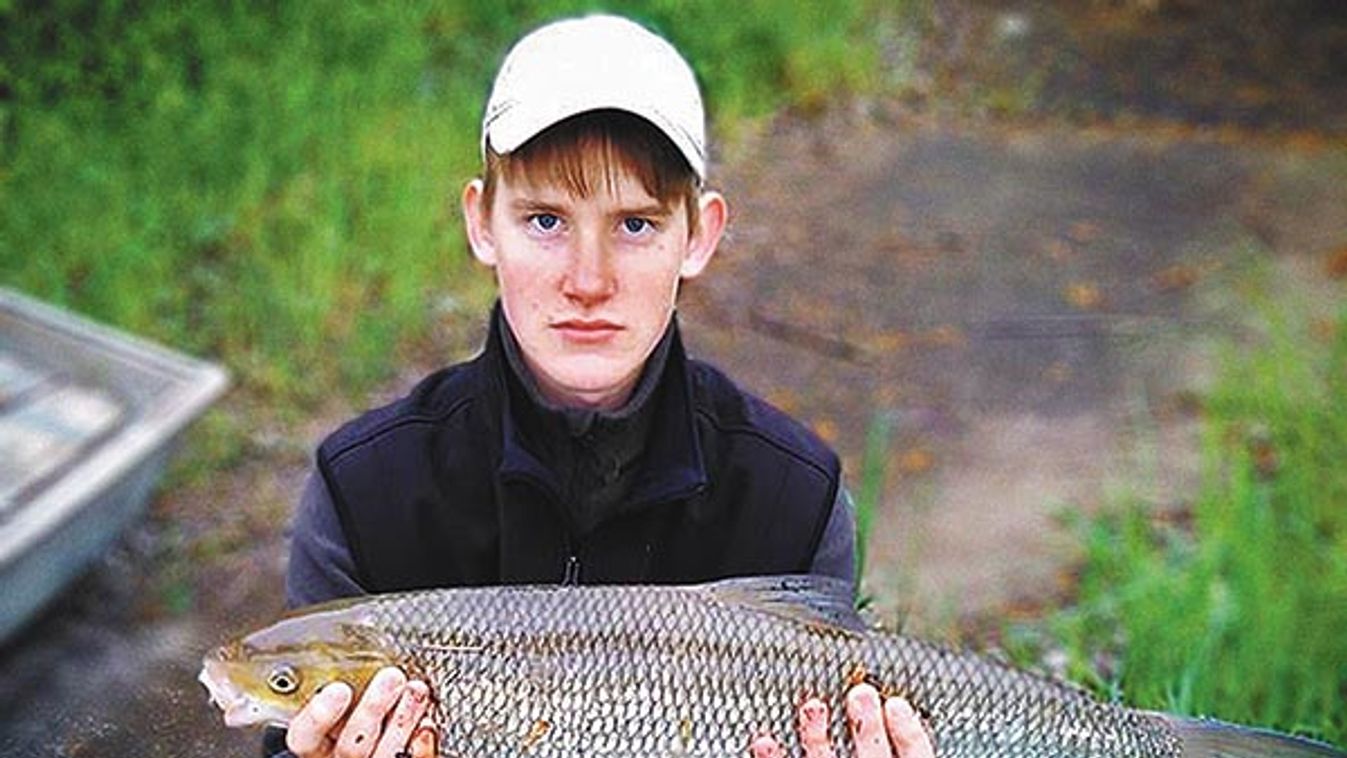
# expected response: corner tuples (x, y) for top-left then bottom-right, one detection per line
(267, 664), (301, 695)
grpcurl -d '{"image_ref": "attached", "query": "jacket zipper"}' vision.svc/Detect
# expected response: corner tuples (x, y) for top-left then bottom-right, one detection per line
(562, 553), (581, 585)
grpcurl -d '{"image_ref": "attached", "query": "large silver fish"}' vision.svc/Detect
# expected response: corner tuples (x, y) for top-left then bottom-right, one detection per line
(200, 575), (1344, 757)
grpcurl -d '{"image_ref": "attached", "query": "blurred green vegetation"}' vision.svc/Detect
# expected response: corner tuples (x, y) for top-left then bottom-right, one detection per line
(1007, 299), (1347, 746)
(0, 0), (903, 420)
(853, 409), (894, 599)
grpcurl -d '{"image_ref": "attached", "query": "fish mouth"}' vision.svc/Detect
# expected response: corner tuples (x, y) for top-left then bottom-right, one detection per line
(199, 660), (246, 723)
(199, 656), (290, 729)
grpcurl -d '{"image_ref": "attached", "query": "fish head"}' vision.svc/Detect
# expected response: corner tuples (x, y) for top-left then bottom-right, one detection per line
(199, 601), (400, 729)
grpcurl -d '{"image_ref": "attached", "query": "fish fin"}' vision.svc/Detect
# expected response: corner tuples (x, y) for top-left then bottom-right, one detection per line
(282, 593), (369, 616)
(340, 622), (393, 648)
(1159, 713), (1347, 757)
(702, 574), (867, 635)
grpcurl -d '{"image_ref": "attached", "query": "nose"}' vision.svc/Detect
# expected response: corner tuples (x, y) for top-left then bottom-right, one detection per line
(562, 230), (617, 306)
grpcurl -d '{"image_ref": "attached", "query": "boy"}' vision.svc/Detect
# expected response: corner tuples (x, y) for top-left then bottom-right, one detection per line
(272, 15), (933, 758)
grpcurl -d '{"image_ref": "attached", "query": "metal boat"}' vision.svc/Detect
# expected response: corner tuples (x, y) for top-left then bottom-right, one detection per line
(0, 287), (228, 644)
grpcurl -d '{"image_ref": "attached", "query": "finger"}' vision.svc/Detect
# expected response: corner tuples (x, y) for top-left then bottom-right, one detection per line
(884, 698), (935, 758)
(845, 684), (892, 758)
(409, 716), (438, 758)
(287, 682), (353, 757)
(334, 667), (407, 758)
(749, 733), (785, 758)
(798, 697), (837, 758)
(371, 679), (430, 758)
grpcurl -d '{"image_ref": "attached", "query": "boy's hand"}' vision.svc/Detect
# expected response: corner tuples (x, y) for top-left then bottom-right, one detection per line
(748, 683), (935, 758)
(285, 667), (435, 758)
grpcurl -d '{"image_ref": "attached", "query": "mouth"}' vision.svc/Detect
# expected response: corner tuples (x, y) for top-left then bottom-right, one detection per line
(199, 661), (246, 722)
(199, 657), (290, 729)
(552, 319), (623, 342)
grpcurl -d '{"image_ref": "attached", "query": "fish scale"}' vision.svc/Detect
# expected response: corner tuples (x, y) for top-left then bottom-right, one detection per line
(202, 575), (1346, 758)
(363, 580), (1176, 757)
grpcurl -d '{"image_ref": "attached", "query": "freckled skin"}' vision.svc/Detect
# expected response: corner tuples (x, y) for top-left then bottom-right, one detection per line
(461, 159), (725, 411)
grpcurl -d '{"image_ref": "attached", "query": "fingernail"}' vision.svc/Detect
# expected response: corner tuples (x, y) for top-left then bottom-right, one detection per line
(848, 683), (880, 710)
(319, 681), (352, 706)
(887, 696), (915, 720)
(375, 667), (406, 693)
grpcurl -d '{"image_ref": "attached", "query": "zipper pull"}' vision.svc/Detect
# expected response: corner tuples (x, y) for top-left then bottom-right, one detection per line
(563, 554), (581, 585)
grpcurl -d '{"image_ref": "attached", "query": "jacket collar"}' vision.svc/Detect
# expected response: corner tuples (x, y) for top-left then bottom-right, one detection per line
(487, 304), (708, 512)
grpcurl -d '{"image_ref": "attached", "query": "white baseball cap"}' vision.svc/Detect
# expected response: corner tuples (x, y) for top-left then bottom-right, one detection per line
(481, 14), (707, 181)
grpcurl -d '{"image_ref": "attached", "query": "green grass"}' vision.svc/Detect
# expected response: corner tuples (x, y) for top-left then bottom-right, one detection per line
(2, 2), (483, 406)
(1008, 301), (1347, 746)
(0, 0), (916, 620)
(1, 2), (902, 413)
(853, 409), (894, 596)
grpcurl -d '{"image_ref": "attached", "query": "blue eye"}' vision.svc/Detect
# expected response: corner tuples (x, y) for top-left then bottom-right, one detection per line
(622, 217), (653, 235)
(529, 213), (561, 233)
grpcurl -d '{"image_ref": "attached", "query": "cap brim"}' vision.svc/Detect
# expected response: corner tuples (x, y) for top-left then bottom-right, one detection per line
(484, 97), (705, 181)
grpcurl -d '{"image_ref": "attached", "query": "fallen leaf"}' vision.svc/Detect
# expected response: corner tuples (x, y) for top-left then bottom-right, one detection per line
(897, 447), (934, 475)
(1251, 439), (1279, 479)
(861, 330), (910, 355)
(1326, 245), (1347, 280)
(1310, 318), (1337, 343)
(813, 417), (839, 444)
(1286, 131), (1329, 152)
(1064, 281), (1104, 310)
(765, 387), (801, 414)
(1152, 263), (1201, 292)
(1153, 390), (1204, 421)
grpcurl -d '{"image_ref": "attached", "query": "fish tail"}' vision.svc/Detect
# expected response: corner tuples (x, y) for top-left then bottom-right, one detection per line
(1160, 714), (1347, 757)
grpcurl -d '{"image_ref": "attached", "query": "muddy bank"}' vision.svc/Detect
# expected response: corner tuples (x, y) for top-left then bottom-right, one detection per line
(681, 111), (1347, 630)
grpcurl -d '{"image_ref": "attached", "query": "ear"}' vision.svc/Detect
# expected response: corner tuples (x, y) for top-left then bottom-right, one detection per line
(461, 178), (498, 267)
(680, 190), (727, 279)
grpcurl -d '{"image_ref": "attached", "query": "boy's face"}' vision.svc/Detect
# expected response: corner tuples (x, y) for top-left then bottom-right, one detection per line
(463, 156), (725, 410)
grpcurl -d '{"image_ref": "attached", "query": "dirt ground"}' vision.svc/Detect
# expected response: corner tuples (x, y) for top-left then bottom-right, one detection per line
(683, 109), (1346, 632)
(2, 2), (1344, 755)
